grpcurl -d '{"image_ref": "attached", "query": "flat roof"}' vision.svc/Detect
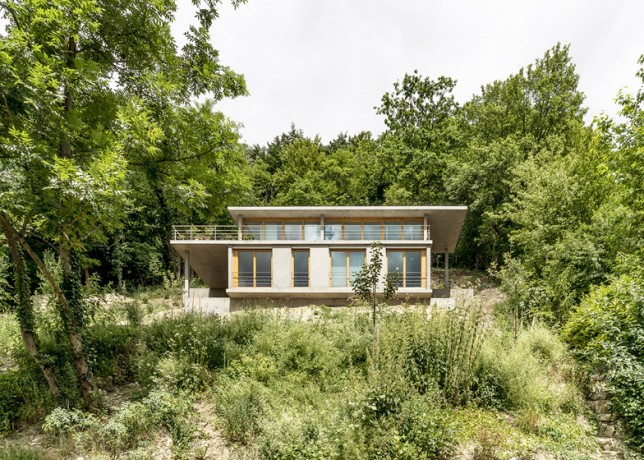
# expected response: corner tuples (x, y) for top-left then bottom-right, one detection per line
(228, 206), (467, 252)
(228, 206), (466, 219)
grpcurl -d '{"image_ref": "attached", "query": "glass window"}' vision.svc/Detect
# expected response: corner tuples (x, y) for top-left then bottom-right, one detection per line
(264, 223), (282, 241)
(384, 222), (402, 240)
(406, 251), (422, 287)
(387, 250), (423, 287)
(349, 251), (365, 283)
(331, 251), (347, 287)
(304, 223), (321, 241)
(245, 222), (262, 240)
(325, 222), (342, 241)
(344, 223), (362, 240)
(237, 251), (254, 287)
(284, 222), (302, 240)
(404, 223), (422, 241)
(293, 251), (309, 287)
(363, 223), (381, 240)
(387, 250), (404, 287)
(255, 251), (272, 287)
(331, 250), (365, 287)
(236, 250), (272, 287)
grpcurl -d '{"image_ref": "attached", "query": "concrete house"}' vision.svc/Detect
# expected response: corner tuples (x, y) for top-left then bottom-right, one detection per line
(171, 206), (467, 313)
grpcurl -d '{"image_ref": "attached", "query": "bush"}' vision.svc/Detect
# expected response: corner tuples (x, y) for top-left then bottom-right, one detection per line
(0, 446), (45, 460)
(214, 377), (267, 444)
(42, 407), (97, 435)
(563, 274), (644, 451)
(475, 327), (573, 411)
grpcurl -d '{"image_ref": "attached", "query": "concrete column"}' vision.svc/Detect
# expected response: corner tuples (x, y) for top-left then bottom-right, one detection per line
(237, 217), (243, 240)
(184, 250), (190, 296)
(423, 214), (429, 241)
(227, 246), (233, 289)
(444, 249), (449, 289)
(320, 215), (325, 240)
(426, 247), (431, 290)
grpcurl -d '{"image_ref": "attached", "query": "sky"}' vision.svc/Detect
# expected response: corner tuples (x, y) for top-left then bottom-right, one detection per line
(171, 0), (644, 146)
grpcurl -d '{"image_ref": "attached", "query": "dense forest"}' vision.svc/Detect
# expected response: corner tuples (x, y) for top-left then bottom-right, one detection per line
(0, 0), (642, 458)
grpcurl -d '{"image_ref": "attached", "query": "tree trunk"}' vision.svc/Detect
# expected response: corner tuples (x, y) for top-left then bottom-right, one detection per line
(1, 213), (96, 410)
(0, 214), (61, 398)
(59, 245), (96, 412)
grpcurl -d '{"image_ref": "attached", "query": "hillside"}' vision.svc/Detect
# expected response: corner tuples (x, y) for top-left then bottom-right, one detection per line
(0, 276), (633, 460)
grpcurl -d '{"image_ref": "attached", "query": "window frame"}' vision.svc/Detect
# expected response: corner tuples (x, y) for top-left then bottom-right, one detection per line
(291, 249), (310, 288)
(329, 249), (366, 288)
(232, 249), (273, 288)
(386, 249), (426, 288)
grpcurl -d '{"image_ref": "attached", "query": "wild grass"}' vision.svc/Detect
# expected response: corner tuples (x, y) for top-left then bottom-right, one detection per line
(0, 299), (600, 458)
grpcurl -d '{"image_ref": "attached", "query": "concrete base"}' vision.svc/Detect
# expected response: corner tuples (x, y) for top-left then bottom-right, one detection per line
(183, 287), (475, 314)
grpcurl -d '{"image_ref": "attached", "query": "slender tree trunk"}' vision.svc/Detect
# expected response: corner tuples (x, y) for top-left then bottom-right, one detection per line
(0, 215), (61, 398)
(1, 213), (96, 410)
(59, 245), (96, 411)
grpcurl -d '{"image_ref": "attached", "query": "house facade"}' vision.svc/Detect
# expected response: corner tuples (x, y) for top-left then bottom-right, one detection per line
(171, 206), (467, 312)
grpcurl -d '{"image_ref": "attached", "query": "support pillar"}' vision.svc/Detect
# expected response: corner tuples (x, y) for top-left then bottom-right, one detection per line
(444, 249), (449, 289)
(184, 250), (190, 297)
(320, 215), (325, 240)
(237, 217), (243, 240)
(423, 214), (429, 241)
(426, 247), (431, 290)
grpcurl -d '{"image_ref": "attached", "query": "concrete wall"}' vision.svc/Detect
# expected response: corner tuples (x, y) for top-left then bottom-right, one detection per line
(310, 247), (329, 289)
(272, 247), (291, 289)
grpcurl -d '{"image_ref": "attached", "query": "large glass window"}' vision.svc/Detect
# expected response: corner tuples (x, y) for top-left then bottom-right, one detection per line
(237, 251), (254, 287)
(384, 222), (402, 240)
(245, 222), (262, 240)
(404, 223), (422, 240)
(363, 223), (381, 240)
(304, 223), (321, 241)
(292, 250), (309, 287)
(387, 250), (424, 287)
(264, 223), (282, 241)
(331, 250), (365, 287)
(234, 250), (272, 287)
(344, 223), (362, 240)
(325, 222), (342, 241)
(284, 222), (302, 240)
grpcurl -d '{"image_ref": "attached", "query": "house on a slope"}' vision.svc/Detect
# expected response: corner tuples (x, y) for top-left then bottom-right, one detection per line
(171, 206), (467, 313)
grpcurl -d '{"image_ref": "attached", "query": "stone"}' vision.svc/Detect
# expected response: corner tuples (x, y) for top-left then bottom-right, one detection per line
(589, 391), (610, 401)
(590, 400), (612, 414)
(597, 413), (617, 423)
(598, 422), (616, 438)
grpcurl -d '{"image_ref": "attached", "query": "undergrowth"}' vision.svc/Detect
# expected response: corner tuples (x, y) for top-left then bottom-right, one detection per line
(0, 301), (600, 458)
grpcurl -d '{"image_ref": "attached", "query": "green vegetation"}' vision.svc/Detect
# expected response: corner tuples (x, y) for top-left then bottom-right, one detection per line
(0, 299), (599, 458)
(0, 0), (642, 456)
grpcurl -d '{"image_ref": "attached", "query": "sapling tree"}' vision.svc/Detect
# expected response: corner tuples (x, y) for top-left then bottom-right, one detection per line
(351, 242), (399, 331)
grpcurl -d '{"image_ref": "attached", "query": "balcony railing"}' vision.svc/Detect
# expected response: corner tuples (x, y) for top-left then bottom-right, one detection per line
(172, 224), (431, 241)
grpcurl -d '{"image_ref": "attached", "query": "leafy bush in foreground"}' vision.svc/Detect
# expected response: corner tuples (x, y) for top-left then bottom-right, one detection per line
(563, 274), (644, 451)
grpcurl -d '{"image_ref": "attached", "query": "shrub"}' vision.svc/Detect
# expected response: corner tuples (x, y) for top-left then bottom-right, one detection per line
(563, 274), (644, 451)
(214, 377), (267, 444)
(96, 390), (190, 452)
(42, 407), (97, 435)
(475, 326), (575, 411)
(0, 446), (45, 460)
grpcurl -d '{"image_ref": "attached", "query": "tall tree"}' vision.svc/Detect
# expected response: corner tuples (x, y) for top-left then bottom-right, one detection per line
(0, 0), (247, 408)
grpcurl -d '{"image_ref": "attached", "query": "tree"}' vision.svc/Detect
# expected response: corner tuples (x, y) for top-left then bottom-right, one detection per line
(0, 0), (247, 408)
(351, 242), (399, 331)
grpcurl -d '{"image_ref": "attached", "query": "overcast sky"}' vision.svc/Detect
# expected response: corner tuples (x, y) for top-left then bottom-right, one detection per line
(1, 2), (639, 145)
(181, 1), (642, 145)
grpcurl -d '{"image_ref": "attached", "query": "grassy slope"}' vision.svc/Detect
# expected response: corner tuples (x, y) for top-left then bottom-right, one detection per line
(0, 278), (609, 460)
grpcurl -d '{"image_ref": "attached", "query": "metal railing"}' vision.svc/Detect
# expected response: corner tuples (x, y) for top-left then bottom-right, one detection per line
(172, 224), (431, 241)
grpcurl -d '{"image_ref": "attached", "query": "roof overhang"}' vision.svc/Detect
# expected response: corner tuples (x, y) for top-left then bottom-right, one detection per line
(227, 206), (467, 253)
